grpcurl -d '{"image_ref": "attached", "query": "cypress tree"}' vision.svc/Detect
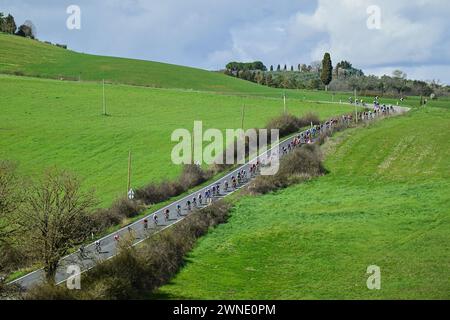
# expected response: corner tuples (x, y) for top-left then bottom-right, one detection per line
(321, 52), (333, 91)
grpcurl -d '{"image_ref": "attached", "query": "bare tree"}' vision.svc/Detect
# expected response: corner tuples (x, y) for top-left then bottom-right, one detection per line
(0, 161), (21, 245)
(17, 169), (96, 283)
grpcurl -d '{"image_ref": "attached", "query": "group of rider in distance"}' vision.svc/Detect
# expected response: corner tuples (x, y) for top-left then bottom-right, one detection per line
(84, 100), (396, 256)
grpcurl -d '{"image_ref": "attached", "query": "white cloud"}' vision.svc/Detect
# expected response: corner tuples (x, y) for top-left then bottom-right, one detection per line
(1, 0), (450, 83)
(204, 0), (450, 83)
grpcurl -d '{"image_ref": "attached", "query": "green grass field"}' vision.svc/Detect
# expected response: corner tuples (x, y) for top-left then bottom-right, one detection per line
(0, 32), (330, 100)
(2, 32), (449, 298)
(3, 33), (446, 107)
(0, 75), (356, 205)
(158, 106), (450, 299)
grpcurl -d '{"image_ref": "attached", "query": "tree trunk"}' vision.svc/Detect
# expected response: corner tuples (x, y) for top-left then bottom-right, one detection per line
(45, 262), (58, 284)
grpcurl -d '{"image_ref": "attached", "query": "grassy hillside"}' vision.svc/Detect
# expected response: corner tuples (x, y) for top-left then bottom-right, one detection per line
(0, 75), (355, 205)
(3, 33), (445, 107)
(158, 106), (450, 299)
(0, 33), (287, 96)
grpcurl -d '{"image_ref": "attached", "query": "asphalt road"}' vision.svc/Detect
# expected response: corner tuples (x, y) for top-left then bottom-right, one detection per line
(9, 105), (408, 290)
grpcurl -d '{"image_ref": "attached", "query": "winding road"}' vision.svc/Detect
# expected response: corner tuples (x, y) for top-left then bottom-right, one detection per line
(9, 105), (408, 290)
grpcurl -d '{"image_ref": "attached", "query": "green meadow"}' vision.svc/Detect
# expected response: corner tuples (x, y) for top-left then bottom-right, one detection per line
(158, 106), (450, 299)
(1, 33), (438, 107)
(1, 32), (449, 299)
(0, 75), (355, 205)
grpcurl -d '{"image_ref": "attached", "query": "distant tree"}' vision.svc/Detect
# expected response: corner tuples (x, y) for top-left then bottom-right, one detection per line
(311, 61), (321, 73)
(391, 70), (408, 95)
(255, 71), (264, 84)
(279, 74), (289, 88)
(251, 61), (267, 71)
(225, 62), (238, 71)
(336, 60), (353, 70)
(348, 76), (361, 91)
(242, 70), (254, 82)
(16, 23), (35, 38)
(283, 64), (287, 71)
(277, 64), (281, 71)
(0, 12), (14, 34)
(3, 14), (17, 34)
(270, 65), (273, 71)
(225, 61), (266, 72)
(300, 64), (309, 73)
(290, 65), (294, 71)
(413, 80), (433, 97)
(265, 74), (274, 87)
(223, 69), (233, 76)
(16, 169), (96, 283)
(392, 69), (407, 79)
(320, 52), (333, 91)
(377, 80), (385, 94)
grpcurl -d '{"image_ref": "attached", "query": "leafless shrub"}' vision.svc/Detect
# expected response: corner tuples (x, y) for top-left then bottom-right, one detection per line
(248, 144), (326, 195)
(25, 282), (76, 300)
(136, 165), (212, 206)
(265, 113), (320, 137)
(16, 168), (97, 282)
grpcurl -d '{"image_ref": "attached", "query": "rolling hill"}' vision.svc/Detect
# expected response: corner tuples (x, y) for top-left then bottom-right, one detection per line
(0, 32), (278, 94)
(158, 105), (450, 299)
(0, 75), (356, 205)
(3, 32), (444, 107)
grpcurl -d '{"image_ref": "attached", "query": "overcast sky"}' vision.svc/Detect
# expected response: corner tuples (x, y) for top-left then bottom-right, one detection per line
(2, 0), (450, 83)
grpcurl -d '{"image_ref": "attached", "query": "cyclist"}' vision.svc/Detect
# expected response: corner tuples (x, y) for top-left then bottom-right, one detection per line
(198, 193), (203, 205)
(143, 218), (149, 230)
(186, 200), (192, 211)
(114, 234), (120, 242)
(192, 196), (197, 207)
(164, 209), (170, 221)
(177, 204), (182, 216)
(153, 214), (158, 225)
(224, 180), (229, 191)
(95, 240), (101, 253)
(205, 189), (211, 204)
(79, 245), (86, 258)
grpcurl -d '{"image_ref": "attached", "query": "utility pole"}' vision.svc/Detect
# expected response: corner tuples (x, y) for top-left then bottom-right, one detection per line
(241, 104), (245, 129)
(191, 123), (195, 165)
(102, 79), (106, 116)
(127, 150), (132, 195)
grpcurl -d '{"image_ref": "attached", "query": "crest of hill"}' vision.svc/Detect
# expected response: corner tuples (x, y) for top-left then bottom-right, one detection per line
(0, 32), (271, 93)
